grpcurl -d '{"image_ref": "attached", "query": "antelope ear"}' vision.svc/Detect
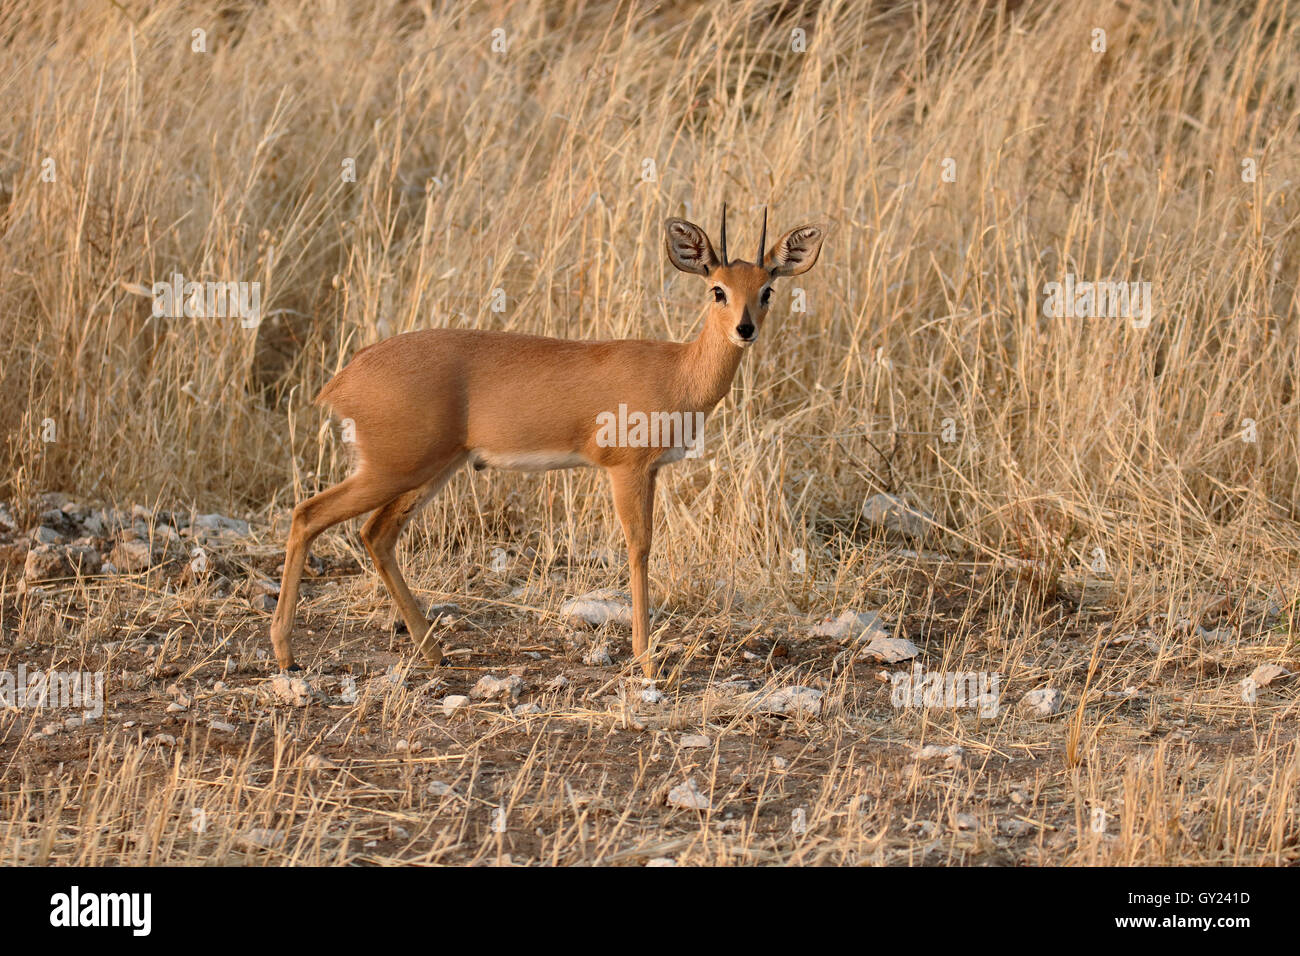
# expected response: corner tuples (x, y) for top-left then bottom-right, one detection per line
(665, 218), (719, 275)
(765, 222), (827, 277)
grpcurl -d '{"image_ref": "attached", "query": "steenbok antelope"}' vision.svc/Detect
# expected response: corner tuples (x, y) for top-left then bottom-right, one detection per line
(270, 206), (826, 678)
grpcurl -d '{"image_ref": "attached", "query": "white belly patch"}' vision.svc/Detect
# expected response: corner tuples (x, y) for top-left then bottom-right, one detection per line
(470, 449), (592, 472)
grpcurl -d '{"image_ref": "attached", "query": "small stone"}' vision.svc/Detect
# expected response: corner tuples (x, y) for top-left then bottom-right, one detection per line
(250, 593), (277, 612)
(1020, 688), (1064, 717)
(809, 608), (891, 641)
(209, 719), (236, 733)
(640, 686), (665, 704)
(743, 685), (824, 718)
(559, 589), (633, 627)
(33, 526), (64, 545)
(427, 781), (453, 797)
(680, 733), (711, 749)
(24, 545), (74, 582)
(109, 538), (153, 573)
(64, 717), (83, 730)
(915, 743), (964, 769)
(645, 857), (676, 867)
(165, 701), (188, 713)
(1246, 663), (1292, 688)
(583, 643), (613, 666)
(860, 634), (921, 663)
(442, 694), (471, 715)
(470, 674), (523, 701)
(268, 674), (314, 707)
(66, 544), (102, 574)
(245, 576), (280, 597)
(194, 513), (251, 536)
(666, 778), (712, 810)
(513, 702), (541, 716)
(713, 676), (760, 694)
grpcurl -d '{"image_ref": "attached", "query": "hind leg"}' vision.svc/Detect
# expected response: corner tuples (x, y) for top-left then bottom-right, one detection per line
(270, 470), (409, 670)
(361, 453), (466, 663)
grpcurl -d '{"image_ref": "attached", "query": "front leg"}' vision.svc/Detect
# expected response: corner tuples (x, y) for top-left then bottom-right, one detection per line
(609, 466), (657, 678)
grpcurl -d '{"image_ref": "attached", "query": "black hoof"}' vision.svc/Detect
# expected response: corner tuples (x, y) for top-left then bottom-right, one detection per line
(285, 663), (302, 672)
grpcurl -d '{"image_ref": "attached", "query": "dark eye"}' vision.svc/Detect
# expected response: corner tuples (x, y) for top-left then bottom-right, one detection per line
(760, 288), (772, 307)
(712, 287), (726, 304)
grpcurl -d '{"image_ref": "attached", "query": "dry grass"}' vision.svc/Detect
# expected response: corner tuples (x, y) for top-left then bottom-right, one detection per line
(0, 0), (1298, 865)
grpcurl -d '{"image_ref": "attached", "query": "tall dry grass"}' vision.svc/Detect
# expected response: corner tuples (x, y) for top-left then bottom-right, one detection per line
(2, 0), (1299, 608)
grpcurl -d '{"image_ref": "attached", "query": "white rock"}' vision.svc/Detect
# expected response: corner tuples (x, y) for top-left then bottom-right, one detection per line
(470, 674), (523, 701)
(712, 676), (760, 694)
(1020, 688), (1063, 717)
(862, 493), (933, 539)
(860, 634), (920, 663)
(193, 513), (251, 536)
(513, 702), (541, 716)
(442, 695), (471, 715)
(583, 644), (613, 666)
(640, 687), (666, 704)
(645, 857), (676, 867)
(744, 685), (824, 718)
(680, 734), (711, 749)
(915, 743), (964, 769)
(1246, 663), (1292, 687)
(63, 717), (83, 730)
(427, 781), (454, 797)
(165, 701), (188, 713)
(559, 589), (633, 627)
(268, 674), (314, 707)
(810, 608), (892, 641)
(666, 778), (712, 810)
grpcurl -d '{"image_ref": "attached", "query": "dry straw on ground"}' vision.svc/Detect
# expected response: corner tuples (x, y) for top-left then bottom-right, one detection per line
(0, 0), (1297, 865)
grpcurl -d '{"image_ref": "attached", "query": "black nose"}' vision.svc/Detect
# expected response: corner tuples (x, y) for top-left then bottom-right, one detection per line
(736, 323), (755, 339)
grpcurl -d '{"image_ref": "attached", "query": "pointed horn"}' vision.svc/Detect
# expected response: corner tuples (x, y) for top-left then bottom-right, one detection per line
(756, 206), (768, 266)
(719, 202), (728, 265)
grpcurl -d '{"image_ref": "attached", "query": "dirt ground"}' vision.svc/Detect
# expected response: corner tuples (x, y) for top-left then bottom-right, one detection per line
(2, 500), (1295, 866)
